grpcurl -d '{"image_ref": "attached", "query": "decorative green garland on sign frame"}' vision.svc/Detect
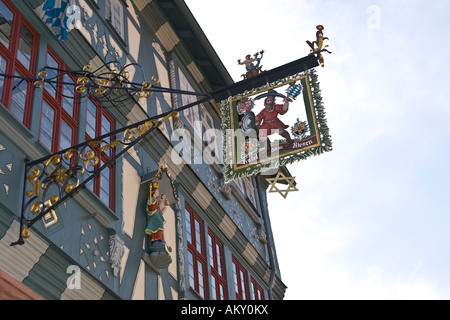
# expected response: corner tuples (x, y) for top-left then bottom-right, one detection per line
(220, 68), (332, 183)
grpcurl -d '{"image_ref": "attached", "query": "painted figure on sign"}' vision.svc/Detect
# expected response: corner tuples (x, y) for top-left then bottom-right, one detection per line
(255, 90), (293, 146)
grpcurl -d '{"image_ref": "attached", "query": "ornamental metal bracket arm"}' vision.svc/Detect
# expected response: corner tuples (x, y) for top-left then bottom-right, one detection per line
(10, 93), (212, 246)
(1, 60), (210, 104)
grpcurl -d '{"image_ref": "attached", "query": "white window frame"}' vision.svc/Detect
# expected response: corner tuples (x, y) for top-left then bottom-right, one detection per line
(178, 67), (202, 138)
(106, 0), (124, 38)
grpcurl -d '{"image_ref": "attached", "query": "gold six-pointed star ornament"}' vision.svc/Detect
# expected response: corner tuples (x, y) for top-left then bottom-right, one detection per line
(266, 171), (299, 199)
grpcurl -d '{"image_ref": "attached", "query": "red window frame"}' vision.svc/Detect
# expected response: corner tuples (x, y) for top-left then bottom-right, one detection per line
(250, 277), (265, 300)
(232, 257), (249, 300)
(185, 203), (208, 299)
(39, 47), (79, 153)
(0, 0), (39, 127)
(84, 98), (116, 211)
(208, 230), (227, 300)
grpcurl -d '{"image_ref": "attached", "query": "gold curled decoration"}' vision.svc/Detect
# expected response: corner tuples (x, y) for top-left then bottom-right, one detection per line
(76, 75), (89, 93)
(76, 64), (91, 93)
(34, 71), (48, 88)
(82, 150), (99, 169)
(142, 81), (152, 90)
(30, 196), (61, 228)
(42, 199), (59, 228)
(123, 128), (134, 141)
(95, 86), (106, 95)
(30, 201), (43, 214)
(45, 154), (62, 167)
(100, 140), (122, 153)
(151, 75), (160, 86)
(21, 226), (30, 239)
(137, 120), (154, 136)
(53, 168), (68, 183)
(64, 179), (79, 194)
(136, 88), (151, 99)
(26, 169), (41, 198)
(64, 149), (78, 161)
(123, 112), (177, 141)
(118, 71), (130, 88)
(88, 140), (102, 149)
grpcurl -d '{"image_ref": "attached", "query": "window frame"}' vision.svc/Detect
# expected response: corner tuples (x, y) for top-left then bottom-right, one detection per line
(39, 46), (79, 153)
(84, 98), (116, 211)
(185, 203), (208, 299)
(232, 257), (249, 300)
(105, 0), (124, 39)
(0, 0), (39, 127)
(208, 229), (228, 300)
(250, 277), (265, 300)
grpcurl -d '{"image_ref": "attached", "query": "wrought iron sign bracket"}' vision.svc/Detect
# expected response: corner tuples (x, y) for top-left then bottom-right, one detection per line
(10, 95), (213, 246)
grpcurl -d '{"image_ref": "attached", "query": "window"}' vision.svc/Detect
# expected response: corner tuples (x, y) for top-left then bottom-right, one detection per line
(179, 68), (201, 137)
(208, 230), (227, 300)
(244, 177), (256, 206)
(201, 106), (219, 162)
(185, 203), (208, 299)
(84, 98), (115, 210)
(0, 0), (38, 127)
(232, 257), (249, 300)
(39, 47), (78, 153)
(106, 0), (124, 38)
(250, 277), (265, 300)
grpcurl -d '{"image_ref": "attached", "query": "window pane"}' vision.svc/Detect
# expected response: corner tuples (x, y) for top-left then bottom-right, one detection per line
(195, 220), (201, 253)
(86, 100), (96, 138)
(17, 24), (33, 70)
(210, 275), (217, 300)
(250, 282), (256, 300)
(216, 244), (222, 276)
(40, 101), (54, 151)
(188, 251), (195, 289)
(10, 72), (27, 123)
(44, 53), (58, 97)
(101, 114), (110, 136)
(59, 120), (72, 151)
(197, 260), (204, 298)
(62, 74), (74, 116)
(0, 2), (13, 48)
(240, 270), (247, 299)
(219, 284), (225, 300)
(208, 234), (213, 267)
(185, 210), (192, 244)
(0, 54), (7, 101)
(101, 114), (111, 155)
(100, 164), (110, 205)
(233, 263), (239, 293)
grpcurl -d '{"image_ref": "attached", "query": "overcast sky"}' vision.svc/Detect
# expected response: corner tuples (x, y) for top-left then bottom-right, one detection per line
(185, 0), (450, 300)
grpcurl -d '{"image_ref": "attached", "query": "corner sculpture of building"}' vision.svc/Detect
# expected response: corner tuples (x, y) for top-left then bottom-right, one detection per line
(0, 0), (287, 300)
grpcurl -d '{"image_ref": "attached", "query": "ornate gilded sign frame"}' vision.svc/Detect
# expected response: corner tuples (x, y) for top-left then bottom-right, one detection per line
(221, 69), (332, 182)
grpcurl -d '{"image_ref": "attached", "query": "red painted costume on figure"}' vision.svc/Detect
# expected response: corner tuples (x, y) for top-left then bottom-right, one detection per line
(255, 104), (289, 139)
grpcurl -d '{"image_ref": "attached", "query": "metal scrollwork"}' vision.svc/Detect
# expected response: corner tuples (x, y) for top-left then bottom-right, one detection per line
(32, 61), (169, 104)
(12, 111), (182, 246)
(5, 60), (212, 246)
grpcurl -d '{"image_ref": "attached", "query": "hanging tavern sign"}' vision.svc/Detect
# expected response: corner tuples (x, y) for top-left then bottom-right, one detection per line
(220, 26), (332, 182)
(221, 69), (332, 182)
